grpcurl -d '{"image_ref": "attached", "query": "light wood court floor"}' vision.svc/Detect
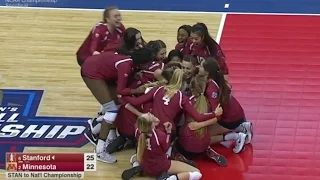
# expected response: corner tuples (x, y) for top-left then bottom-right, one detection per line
(0, 7), (222, 180)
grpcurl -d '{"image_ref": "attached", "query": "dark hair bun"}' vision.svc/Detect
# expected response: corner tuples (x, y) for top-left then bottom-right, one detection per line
(131, 47), (153, 65)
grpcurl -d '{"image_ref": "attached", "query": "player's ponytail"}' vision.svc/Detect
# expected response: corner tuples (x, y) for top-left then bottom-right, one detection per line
(164, 69), (186, 99)
(189, 75), (208, 138)
(136, 116), (152, 163)
(137, 133), (146, 163)
(203, 57), (231, 105)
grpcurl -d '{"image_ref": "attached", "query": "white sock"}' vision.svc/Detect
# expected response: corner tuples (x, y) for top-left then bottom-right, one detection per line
(107, 129), (117, 141)
(166, 146), (172, 157)
(91, 123), (101, 135)
(96, 139), (105, 153)
(132, 161), (139, 167)
(167, 175), (178, 180)
(234, 124), (245, 132)
(224, 132), (239, 141)
(189, 172), (202, 180)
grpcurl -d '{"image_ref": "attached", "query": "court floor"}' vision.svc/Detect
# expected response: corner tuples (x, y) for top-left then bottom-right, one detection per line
(1, 6), (320, 180)
(0, 7), (222, 180)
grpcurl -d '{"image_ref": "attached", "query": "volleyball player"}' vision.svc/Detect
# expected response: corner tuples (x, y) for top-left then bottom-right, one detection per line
(121, 68), (222, 179)
(134, 113), (202, 180)
(147, 40), (167, 62)
(177, 75), (228, 166)
(175, 25), (192, 54)
(121, 27), (146, 52)
(84, 27), (148, 146)
(185, 23), (229, 81)
(121, 69), (222, 133)
(180, 55), (198, 94)
(76, 6), (125, 66)
(81, 48), (153, 163)
(167, 50), (183, 63)
(188, 57), (253, 153)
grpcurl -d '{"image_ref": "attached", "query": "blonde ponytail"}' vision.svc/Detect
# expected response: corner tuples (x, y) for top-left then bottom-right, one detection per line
(189, 75), (209, 138)
(193, 94), (208, 138)
(137, 133), (147, 163)
(164, 69), (185, 98)
(136, 116), (152, 163)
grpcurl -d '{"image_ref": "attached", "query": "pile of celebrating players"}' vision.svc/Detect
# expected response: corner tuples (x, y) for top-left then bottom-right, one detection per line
(76, 6), (253, 180)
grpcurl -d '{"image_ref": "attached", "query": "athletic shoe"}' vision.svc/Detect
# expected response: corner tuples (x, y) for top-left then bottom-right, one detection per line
(206, 147), (228, 167)
(242, 122), (253, 144)
(121, 166), (142, 180)
(96, 151), (117, 164)
(105, 136), (127, 154)
(84, 128), (97, 146)
(233, 132), (247, 154)
(171, 151), (197, 168)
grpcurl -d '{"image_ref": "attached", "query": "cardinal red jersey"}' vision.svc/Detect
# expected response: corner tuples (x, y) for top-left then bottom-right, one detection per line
(205, 80), (245, 123)
(184, 40), (229, 74)
(175, 42), (188, 55)
(122, 86), (217, 132)
(76, 23), (108, 61)
(178, 95), (211, 153)
(135, 129), (171, 176)
(103, 23), (126, 52)
(140, 61), (164, 83)
(81, 52), (134, 96)
(114, 105), (142, 137)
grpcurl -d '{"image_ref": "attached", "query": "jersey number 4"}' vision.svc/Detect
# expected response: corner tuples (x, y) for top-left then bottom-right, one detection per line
(162, 95), (171, 105)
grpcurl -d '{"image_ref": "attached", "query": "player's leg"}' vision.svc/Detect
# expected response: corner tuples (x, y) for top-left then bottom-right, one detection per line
(233, 118), (253, 144)
(82, 77), (117, 163)
(122, 152), (142, 180)
(210, 120), (247, 154)
(171, 140), (197, 168)
(162, 160), (201, 180)
(104, 84), (118, 143)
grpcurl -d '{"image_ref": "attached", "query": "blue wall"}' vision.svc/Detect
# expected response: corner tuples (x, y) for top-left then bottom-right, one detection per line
(1, 0), (320, 14)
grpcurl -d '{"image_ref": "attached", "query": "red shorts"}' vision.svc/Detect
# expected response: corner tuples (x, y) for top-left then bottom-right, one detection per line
(114, 106), (137, 137)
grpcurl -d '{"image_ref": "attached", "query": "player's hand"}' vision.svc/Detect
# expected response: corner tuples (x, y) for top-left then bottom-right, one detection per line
(163, 122), (172, 133)
(188, 122), (202, 130)
(214, 103), (223, 116)
(93, 51), (100, 55)
(132, 86), (146, 94)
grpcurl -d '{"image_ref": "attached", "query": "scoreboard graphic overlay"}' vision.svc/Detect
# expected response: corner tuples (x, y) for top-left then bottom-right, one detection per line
(5, 153), (96, 179)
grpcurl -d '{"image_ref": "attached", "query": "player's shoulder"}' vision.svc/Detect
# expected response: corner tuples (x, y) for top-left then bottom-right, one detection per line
(148, 61), (164, 70)
(94, 22), (107, 28)
(92, 22), (108, 33)
(207, 80), (219, 90)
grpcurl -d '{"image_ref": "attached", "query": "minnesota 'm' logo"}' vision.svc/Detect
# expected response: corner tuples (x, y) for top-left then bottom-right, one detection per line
(0, 89), (89, 169)
(6, 163), (17, 171)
